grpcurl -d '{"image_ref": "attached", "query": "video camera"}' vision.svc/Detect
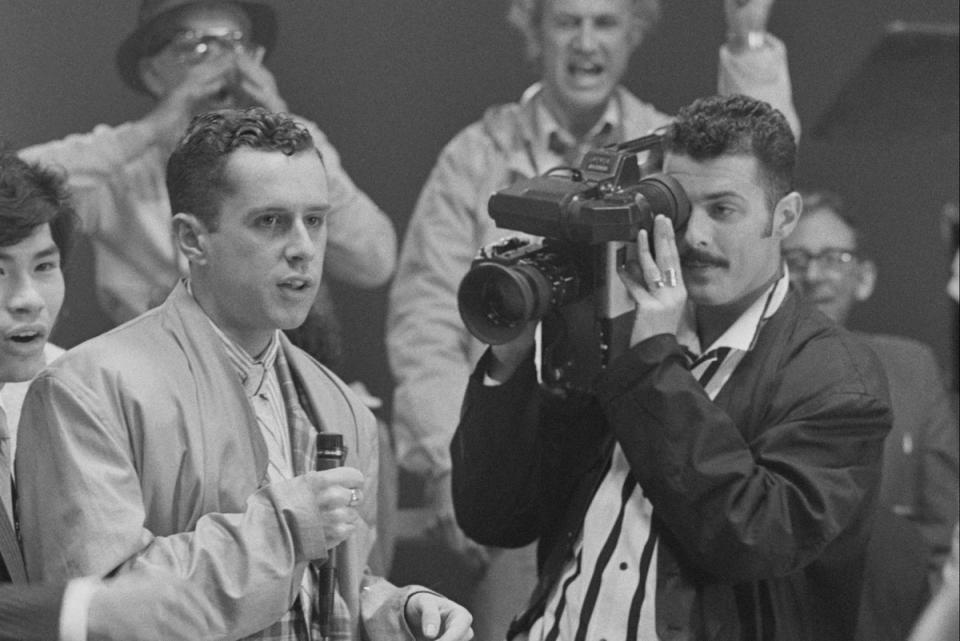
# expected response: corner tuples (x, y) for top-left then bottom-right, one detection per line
(457, 134), (690, 394)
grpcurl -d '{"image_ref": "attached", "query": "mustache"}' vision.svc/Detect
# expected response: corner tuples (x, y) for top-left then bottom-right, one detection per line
(681, 248), (728, 269)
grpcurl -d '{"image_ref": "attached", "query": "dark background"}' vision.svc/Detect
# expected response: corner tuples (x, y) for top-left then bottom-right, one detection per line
(1, 0), (957, 406)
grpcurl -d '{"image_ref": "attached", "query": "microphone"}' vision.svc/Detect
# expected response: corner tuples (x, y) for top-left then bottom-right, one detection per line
(315, 433), (346, 638)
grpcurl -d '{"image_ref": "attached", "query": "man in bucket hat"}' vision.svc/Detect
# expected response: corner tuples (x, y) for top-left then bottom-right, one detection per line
(20, 0), (396, 326)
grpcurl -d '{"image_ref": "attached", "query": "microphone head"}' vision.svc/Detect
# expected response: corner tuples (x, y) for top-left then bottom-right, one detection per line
(315, 433), (346, 469)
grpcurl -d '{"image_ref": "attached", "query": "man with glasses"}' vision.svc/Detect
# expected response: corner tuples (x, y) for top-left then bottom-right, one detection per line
(20, 0), (396, 325)
(783, 188), (959, 641)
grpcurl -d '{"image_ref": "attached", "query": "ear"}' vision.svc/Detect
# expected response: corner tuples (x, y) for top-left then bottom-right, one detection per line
(173, 213), (210, 266)
(854, 258), (877, 302)
(138, 57), (166, 98)
(771, 191), (802, 239)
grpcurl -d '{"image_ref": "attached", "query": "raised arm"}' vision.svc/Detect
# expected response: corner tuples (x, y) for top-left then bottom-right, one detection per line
(719, 0), (801, 137)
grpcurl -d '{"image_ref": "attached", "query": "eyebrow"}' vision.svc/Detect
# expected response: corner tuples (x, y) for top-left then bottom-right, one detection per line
(247, 204), (331, 214)
(701, 190), (746, 201)
(0, 244), (60, 261)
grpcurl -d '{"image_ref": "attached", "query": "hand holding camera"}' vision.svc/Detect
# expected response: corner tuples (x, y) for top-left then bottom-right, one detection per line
(618, 214), (688, 345)
(458, 135), (690, 393)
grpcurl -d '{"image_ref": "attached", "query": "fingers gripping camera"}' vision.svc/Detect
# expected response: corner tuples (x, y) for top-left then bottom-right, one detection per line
(457, 135), (690, 394)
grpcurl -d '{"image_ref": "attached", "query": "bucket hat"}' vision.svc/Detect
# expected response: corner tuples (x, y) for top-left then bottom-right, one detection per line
(116, 0), (277, 94)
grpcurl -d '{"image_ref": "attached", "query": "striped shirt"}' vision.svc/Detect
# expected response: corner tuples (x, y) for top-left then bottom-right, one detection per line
(521, 272), (789, 641)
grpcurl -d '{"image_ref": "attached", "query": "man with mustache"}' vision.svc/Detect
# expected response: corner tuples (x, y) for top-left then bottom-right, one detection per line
(451, 94), (891, 640)
(782, 190), (959, 641)
(20, 0), (396, 326)
(386, 1), (798, 637)
(15, 109), (472, 641)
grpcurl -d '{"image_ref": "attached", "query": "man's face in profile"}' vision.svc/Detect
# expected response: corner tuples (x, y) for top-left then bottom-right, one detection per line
(782, 207), (874, 325)
(538, 0), (641, 127)
(0, 224), (64, 383)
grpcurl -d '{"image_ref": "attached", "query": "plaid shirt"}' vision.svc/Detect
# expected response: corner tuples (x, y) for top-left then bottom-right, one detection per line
(219, 335), (352, 641)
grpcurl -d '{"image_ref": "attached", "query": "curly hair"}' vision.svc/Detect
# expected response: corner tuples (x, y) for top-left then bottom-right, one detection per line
(0, 150), (78, 264)
(166, 107), (318, 230)
(507, 0), (660, 62)
(664, 94), (797, 210)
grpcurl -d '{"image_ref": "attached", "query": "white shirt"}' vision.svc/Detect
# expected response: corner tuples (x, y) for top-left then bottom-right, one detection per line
(522, 271), (790, 641)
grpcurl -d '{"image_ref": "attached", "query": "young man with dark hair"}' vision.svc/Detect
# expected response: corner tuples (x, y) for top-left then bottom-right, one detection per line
(451, 95), (891, 640)
(1, 150), (221, 641)
(15, 110), (472, 641)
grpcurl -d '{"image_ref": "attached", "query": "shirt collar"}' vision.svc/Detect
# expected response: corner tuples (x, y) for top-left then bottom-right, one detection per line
(522, 83), (621, 153)
(678, 269), (790, 358)
(186, 279), (281, 396)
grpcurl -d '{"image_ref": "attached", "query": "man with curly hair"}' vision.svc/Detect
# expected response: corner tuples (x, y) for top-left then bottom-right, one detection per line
(387, 1), (800, 637)
(452, 94), (889, 640)
(15, 110), (472, 641)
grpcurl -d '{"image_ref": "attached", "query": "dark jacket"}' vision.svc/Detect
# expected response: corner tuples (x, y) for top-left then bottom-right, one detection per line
(452, 291), (891, 641)
(1, 500), (62, 640)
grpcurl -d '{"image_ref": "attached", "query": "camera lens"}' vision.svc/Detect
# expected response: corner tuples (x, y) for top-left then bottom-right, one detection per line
(457, 262), (552, 345)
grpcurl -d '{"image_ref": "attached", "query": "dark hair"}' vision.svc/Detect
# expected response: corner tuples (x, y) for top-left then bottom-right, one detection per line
(166, 107), (317, 230)
(664, 94), (797, 210)
(0, 150), (78, 264)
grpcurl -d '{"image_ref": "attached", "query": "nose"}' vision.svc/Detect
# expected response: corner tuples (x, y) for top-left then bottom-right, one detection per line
(284, 218), (319, 264)
(5, 275), (45, 317)
(680, 207), (710, 250)
(801, 258), (830, 284)
(573, 20), (599, 51)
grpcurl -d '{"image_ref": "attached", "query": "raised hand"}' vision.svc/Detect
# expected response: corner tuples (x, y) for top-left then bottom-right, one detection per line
(235, 45), (289, 113)
(724, 0), (774, 41)
(142, 53), (239, 145)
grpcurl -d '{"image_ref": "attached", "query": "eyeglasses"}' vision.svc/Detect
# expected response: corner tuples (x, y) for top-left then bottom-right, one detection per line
(783, 247), (858, 272)
(163, 29), (253, 65)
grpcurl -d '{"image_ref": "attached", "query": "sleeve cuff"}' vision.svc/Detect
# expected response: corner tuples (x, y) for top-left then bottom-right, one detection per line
(60, 577), (103, 641)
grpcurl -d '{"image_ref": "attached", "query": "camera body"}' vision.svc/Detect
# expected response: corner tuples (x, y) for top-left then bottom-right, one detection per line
(457, 134), (690, 394)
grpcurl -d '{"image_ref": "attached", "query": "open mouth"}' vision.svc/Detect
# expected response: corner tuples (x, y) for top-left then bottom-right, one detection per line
(568, 61), (603, 75)
(7, 329), (42, 344)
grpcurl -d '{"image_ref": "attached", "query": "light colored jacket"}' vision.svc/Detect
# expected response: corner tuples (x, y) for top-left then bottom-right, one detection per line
(16, 282), (420, 640)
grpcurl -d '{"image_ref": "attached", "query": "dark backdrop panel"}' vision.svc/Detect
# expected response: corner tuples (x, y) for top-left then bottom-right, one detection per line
(1, 0), (957, 405)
